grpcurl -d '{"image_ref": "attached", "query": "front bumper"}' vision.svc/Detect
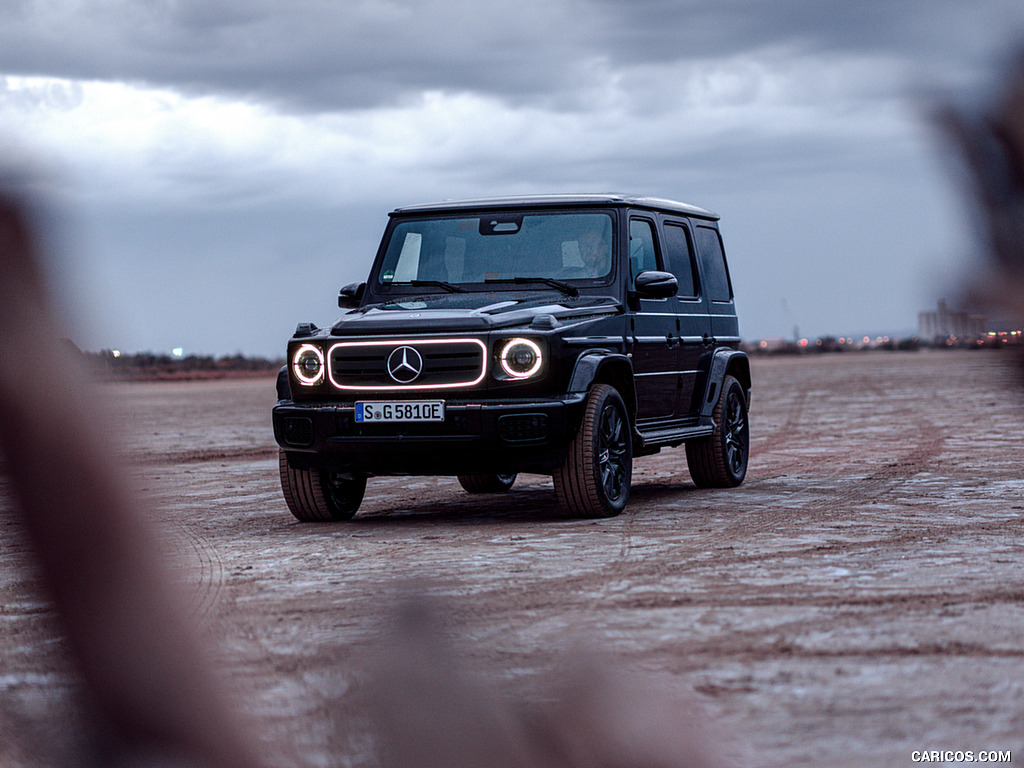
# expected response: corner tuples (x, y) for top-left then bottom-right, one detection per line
(273, 394), (586, 476)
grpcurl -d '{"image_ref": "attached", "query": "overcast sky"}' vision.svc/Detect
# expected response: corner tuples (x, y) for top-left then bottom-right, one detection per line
(3, 0), (1023, 357)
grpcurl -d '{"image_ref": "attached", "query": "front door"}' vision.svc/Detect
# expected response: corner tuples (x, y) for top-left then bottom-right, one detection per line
(627, 217), (680, 423)
(660, 218), (712, 417)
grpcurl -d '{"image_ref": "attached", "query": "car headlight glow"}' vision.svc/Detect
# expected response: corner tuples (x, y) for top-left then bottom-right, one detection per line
(292, 344), (325, 386)
(499, 338), (544, 379)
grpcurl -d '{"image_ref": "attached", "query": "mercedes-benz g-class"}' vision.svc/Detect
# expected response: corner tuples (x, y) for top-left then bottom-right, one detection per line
(273, 195), (750, 520)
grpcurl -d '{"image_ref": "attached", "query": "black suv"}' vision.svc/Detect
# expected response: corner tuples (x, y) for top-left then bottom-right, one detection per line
(273, 195), (750, 520)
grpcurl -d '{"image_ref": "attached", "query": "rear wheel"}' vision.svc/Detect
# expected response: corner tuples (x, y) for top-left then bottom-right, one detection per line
(279, 450), (366, 521)
(457, 473), (517, 494)
(686, 375), (749, 487)
(553, 384), (632, 518)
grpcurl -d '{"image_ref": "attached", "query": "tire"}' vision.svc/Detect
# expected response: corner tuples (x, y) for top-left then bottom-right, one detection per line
(686, 375), (749, 488)
(553, 384), (632, 518)
(279, 449), (366, 522)
(457, 473), (517, 494)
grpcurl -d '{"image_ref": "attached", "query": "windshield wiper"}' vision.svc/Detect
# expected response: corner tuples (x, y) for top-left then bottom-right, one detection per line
(483, 276), (579, 297)
(406, 279), (465, 293)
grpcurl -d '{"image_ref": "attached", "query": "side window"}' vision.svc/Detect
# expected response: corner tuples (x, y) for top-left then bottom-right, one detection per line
(662, 223), (699, 298)
(694, 226), (732, 302)
(628, 218), (660, 287)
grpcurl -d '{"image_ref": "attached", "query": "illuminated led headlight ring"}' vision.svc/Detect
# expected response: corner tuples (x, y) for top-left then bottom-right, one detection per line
(500, 338), (543, 379)
(292, 344), (325, 386)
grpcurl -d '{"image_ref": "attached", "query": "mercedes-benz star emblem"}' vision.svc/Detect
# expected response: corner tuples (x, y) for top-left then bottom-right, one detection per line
(386, 346), (424, 383)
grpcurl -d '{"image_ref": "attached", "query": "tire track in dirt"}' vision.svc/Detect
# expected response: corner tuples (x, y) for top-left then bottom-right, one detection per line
(348, 410), (957, 629)
(702, 417), (951, 566)
(382, 417), (951, 615)
(134, 446), (277, 466)
(751, 382), (810, 453)
(172, 524), (225, 620)
(859, 419), (947, 491)
(788, 418), (948, 516)
(606, 583), (1024, 612)
(458, 509), (1024, 618)
(682, 642), (1024, 683)
(615, 504), (641, 561)
(666, 515), (1021, 572)
(747, 363), (914, 484)
(746, 416), (947, 503)
(745, 381), (834, 480)
(595, 582), (1024, 674)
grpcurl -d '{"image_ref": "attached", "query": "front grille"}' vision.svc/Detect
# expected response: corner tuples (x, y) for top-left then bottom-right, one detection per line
(327, 338), (486, 390)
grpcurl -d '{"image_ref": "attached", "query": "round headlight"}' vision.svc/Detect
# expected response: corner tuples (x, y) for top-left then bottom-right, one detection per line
(500, 338), (543, 379)
(292, 344), (324, 385)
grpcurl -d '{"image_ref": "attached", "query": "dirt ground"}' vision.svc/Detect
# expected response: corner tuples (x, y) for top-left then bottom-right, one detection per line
(2, 349), (1023, 767)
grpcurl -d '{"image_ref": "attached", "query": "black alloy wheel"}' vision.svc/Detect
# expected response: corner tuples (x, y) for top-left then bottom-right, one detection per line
(554, 384), (632, 517)
(722, 381), (749, 479)
(457, 473), (518, 493)
(279, 450), (367, 521)
(686, 375), (749, 487)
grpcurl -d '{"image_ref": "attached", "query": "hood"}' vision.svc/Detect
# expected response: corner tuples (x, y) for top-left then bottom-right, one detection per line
(329, 292), (621, 335)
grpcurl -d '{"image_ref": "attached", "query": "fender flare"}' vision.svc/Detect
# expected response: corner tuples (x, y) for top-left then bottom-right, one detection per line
(698, 349), (750, 418)
(276, 365), (291, 401)
(568, 350), (637, 416)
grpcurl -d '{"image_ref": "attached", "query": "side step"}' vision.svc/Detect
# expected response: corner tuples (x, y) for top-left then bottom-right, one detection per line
(637, 422), (714, 450)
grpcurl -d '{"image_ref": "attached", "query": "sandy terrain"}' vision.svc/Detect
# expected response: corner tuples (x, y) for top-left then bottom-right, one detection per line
(1, 349), (1022, 766)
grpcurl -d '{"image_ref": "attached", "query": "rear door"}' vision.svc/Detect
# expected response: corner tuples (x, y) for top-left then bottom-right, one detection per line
(693, 224), (739, 343)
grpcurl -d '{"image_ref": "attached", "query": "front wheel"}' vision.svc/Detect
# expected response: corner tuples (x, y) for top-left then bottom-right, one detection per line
(686, 375), (749, 487)
(457, 473), (517, 494)
(553, 384), (632, 518)
(279, 450), (366, 522)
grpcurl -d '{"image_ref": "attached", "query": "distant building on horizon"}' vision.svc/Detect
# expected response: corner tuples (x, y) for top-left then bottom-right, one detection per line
(918, 300), (988, 339)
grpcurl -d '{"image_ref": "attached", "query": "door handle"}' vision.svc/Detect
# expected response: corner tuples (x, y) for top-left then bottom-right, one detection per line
(667, 333), (680, 347)
(702, 333), (715, 346)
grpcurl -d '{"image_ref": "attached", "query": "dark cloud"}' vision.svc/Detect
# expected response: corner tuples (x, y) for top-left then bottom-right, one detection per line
(3, 0), (1020, 115)
(594, 0), (1018, 66)
(0, 0), (598, 110)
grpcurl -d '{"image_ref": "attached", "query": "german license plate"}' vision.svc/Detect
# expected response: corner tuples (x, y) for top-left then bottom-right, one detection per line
(355, 401), (445, 423)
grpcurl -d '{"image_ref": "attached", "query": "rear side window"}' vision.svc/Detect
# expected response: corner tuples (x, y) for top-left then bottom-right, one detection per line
(662, 223), (699, 298)
(694, 226), (732, 302)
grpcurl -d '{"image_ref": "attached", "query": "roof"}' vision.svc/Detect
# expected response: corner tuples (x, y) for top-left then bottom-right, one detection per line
(390, 194), (720, 221)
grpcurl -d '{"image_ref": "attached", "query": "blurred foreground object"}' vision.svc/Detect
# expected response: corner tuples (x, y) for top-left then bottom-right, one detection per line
(366, 598), (728, 768)
(937, 50), (1024, 339)
(0, 172), (259, 767)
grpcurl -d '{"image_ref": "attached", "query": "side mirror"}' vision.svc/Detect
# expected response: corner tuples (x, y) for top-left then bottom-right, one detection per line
(634, 270), (678, 299)
(338, 281), (366, 309)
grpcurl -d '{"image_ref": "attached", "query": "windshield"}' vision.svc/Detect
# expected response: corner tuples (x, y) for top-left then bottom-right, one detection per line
(376, 212), (614, 288)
